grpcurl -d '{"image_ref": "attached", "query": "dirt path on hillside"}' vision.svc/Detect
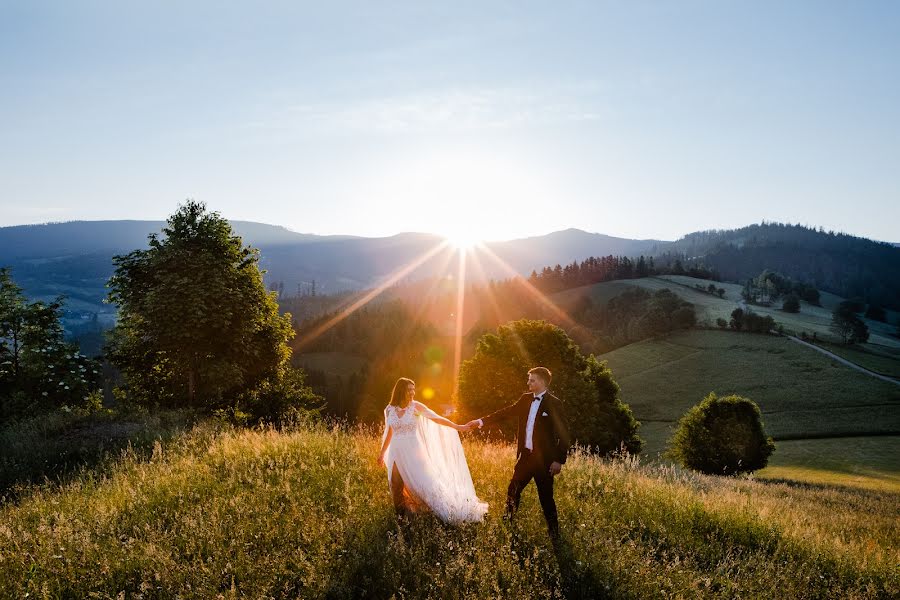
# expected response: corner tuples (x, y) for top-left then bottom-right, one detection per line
(785, 335), (900, 387)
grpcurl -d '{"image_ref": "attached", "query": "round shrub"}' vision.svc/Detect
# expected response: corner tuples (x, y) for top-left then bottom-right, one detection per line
(668, 392), (775, 475)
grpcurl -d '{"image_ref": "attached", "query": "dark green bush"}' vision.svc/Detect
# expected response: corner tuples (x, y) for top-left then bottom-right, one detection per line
(668, 392), (775, 475)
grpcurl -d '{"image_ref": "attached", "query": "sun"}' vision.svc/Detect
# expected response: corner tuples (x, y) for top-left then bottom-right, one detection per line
(444, 230), (483, 249)
(439, 220), (487, 250)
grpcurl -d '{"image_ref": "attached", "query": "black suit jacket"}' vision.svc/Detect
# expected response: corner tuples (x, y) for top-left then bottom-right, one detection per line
(480, 392), (571, 465)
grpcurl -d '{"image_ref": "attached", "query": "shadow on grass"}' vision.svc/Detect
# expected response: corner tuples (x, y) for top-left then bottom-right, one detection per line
(505, 518), (613, 599)
(552, 531), (614, 600)
(318, 511), (421, 600)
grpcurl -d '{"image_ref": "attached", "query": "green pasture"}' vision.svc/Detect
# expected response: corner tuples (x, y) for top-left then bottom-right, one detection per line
(599, 330), (900, 457)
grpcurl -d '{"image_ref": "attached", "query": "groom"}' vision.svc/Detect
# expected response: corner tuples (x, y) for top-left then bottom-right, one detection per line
(466, 366), (571, 540)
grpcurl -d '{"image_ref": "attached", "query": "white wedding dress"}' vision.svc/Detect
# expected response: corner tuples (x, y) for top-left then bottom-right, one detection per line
(382, 402), (488, 523)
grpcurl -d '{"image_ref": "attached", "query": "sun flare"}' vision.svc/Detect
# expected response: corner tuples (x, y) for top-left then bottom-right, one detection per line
(443, 230), (483, 249)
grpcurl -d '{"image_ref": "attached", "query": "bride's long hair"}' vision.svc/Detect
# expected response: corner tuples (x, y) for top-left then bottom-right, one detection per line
(388, 377), (415, 408)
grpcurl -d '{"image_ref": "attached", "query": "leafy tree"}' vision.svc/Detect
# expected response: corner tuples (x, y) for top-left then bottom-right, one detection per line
(716, 318), (728, 329)
(586, 288), (695, 347)
(0, 268), (101, 419)
(782, 294), (801, 313)
(238, 365), (323, 424)
(636, 255), (649, 277)
(458, 319), (641, 455)
(729, 307), (775, 334)
(671, 306), (697, 329)
(851, 319), (870, 344)
(744, 311), (777, 333)
(797, 284), (820, 306)
(668, 392), (775, 475)
(830, 304), (869, 345)
(740, 269), (820, 309)
(106, 201), (307, 414)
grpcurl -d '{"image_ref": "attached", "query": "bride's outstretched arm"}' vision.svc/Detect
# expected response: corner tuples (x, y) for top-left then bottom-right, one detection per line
(412, 401), (469, 431)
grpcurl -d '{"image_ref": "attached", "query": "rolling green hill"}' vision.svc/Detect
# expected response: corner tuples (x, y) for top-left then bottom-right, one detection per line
(560, 275), (900, 488)
(598, 329), (900, 488)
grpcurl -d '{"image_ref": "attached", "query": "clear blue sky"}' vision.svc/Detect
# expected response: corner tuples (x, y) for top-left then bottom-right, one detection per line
(1, 1), (898, 242)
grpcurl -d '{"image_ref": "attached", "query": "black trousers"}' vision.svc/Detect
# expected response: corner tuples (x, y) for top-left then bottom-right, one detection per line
(505, 449), (559, 538)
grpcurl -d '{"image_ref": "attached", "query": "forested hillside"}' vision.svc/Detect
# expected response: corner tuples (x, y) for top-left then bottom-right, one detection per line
(661, 223), (900, 309)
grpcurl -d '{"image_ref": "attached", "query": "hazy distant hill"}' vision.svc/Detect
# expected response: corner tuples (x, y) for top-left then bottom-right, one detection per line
(486, 228), (668, 275)
(0, 221), (667, 312)
(0, 220), (354, 259)
(664, 223), (900, 310)
(3, 220), (898, 314)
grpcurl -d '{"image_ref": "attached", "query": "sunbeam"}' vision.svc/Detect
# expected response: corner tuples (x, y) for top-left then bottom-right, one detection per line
(466, 249), (505, 327)
(294, 239), (452, 350)
(451, 246), (468, 402)
(405, 245), (458, 327)
(467, 250), (534, 365)
(476, 244), (582, 332)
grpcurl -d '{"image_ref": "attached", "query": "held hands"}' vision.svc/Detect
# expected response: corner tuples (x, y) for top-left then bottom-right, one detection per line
(455, 420), (481, 433)
(377, 452), (385, 467)
(549, 461), (562, 477)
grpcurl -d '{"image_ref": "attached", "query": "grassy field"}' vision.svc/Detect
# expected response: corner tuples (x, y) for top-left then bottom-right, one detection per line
(808, 341), (900, 378)
(0, 422), (896, 598)
(598, 330), (900, 457)
(0, 408), (197, 498)
(756, 436), (900, 492)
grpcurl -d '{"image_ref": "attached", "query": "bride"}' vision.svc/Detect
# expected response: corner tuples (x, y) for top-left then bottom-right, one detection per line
(377, 377), (488, 523)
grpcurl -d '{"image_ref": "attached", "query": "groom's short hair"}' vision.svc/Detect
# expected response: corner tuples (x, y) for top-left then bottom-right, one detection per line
(528, 366), (552, 385)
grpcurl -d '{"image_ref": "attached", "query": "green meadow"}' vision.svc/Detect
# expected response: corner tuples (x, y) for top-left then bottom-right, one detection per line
(807, 341), (900, 378)
(599, 330), (899, 451)
(554, 275), (900, 493)
(0, 423), (896, 598)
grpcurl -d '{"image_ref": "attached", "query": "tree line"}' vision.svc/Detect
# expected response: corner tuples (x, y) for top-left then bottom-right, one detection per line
(526, 254), (719, 295)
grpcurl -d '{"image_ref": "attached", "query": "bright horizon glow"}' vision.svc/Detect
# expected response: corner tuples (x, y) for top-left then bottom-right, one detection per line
(443, 231), (483, 249)
(355, 146), (561, 243)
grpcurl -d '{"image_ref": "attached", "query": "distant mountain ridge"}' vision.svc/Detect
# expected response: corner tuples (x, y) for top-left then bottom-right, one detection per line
(0, 220), (356, 259)
(0, 220), (669, 312)
(1, 220), (898, 313)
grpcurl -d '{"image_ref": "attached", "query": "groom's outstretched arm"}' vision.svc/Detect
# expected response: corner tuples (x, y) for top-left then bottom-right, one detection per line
(475, 394), (527, 428)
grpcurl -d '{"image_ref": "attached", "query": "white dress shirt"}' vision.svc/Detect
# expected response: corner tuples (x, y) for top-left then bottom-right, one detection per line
(524, 392), (545, 450)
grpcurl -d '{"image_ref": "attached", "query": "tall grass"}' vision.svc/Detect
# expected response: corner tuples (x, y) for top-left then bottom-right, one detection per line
(0, 422), (896, 598)
(0, 407), (196, 498)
